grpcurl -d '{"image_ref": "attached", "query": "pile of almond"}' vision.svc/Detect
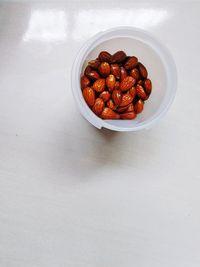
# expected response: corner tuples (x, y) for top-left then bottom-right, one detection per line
(80, 50), (152, 120)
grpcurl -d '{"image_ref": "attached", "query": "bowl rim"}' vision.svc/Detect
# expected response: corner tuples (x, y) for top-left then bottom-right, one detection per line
(71, 26), (177, 131)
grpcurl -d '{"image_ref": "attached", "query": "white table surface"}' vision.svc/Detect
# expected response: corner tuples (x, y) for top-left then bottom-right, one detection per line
(0, 1), (200, 266)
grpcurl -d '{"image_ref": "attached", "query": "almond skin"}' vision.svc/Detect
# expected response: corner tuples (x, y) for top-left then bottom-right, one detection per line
(134, 99), (144, 114)
(120, 67), (127, 81)
(120, 111), (137, 120)
(117, 105), (129, 113)
(99, 91), (111, 102)
(110, 64), (121, 79)
(98, 62), (110, 77)
(136, 84), (147, 100)
(93, 78), (106, 93)
(120, 76), (136, 92)
(144, 79), (152, 95)
(98, 51), (112, 63)
(107, 99), (115, 110)
(129, 86), (136, 99)
(112, 89), (122, 106)
(137, 80), (144, 86)
(130, 68), (140, 80)
(86, 70), (100, 80)
(101, 107), (120, 119)
(88, 59), (100, 69)
(138, 62), (148, 78)
(106, 74), (116, 92)
(114, 81), (120, 90)
(127, 103), (134, 112)
(124, 56), (138, 70)
(112, 50), (127, 63)
(92, 98), (104, 115)
(119, 93), (134, 107)
(84, 65), (92, 76)
(83, 87), (95, 107)
(81, 75), (90, 89)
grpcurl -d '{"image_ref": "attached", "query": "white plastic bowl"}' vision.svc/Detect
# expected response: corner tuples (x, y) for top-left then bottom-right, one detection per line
(71, 27), (177, 132)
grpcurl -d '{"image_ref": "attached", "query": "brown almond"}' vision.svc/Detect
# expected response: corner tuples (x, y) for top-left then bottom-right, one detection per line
(88, 59), (100, 69)
(144, 79), (152, 95)
(129, 86), (136, 99)
(120, 112), (137, 120)
(99, 91), (111, 102)
(117, 105), (129, 113)
(81, 75), (90, 89)
(107, 99), (115, 110)
(110, 64), (121, 79)
(134, 99), (144, 114)
(86, 70), (100, 80)
(114, 81), (120, 90)
(119, 93), (134, 107)
(112, 89), (122, 106)
(126, 103), (134, 112)
(120, 67), (127, 81)
(93, 78), (106, 93)
(84, 65), (92, 76)
(137, 80), (144, 86)
(138, 62), (148, 78)
(120, 76), (136, 92)
(98, 62), (110, 77)
(98, 51), (112, 63)
(136, 84), (147, 100)
(112, 50), (127, 63)
(124, 56), (138, 70)
(82, 87), (95, 107)
(101, 107), (120, 119)
(106, 74), (116, 92)
(130, 68), (140, 80)
(92, 98), (104, 115)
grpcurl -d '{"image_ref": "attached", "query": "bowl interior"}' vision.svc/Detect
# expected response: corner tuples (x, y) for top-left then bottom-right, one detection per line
(81, 36), (168, 130)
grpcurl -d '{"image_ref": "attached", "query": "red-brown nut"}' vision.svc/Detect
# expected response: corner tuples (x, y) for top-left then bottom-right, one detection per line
(129, 86), (136, 99)
(88, 59), (100, 69)
(134, 99), (144, 114)
(110, 64), (121, 79)
(83, 87), (95, 107)
(81, 75), (90, 89)
(106, 74), (116, 92)
(144, 79), (152, 95)
(120, 66), (128, 81)
(98, 51), (112, 63)
(99, 91), (111, 102)
(120, 111), (137, 120)
(114, 81), (120, 90)
(107, 99), (115, 110)
(93, 78), (106, 93)
(138, 62), (148, 78)
(92, 98), (104, 115)
(124, 56), (138, 70)
(112, 89), (122, 106)
(120, 76), (136, 92)
(136, 84), (147, 100)
(112, 50), (127, 63)
(101, 107), (120, 119)
(130, 68), (140, 80)
(126, 103), (134, 112)
(98, 62), (110, 77)
(119, 93), (134, 107)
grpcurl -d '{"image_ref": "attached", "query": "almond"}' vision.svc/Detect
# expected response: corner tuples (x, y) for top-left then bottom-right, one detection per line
(120, 112), (137, 120)
(99, 91), (111, 102)
(92, 98), (104, 115)
(120, 76), (136, 92)
(86, 70), (100, 80)
(119, 93), (134, 107)
(138, 62), (148, 78)
(130, 68), (140, 80)
(129, 86), (136, 99)
(98, 51), (112, 63)
(114, 81), (120, 90)
(81, 75), (90, 89)
(84, 65), (92, 76)
(106, 74), (116, 92)
(112, 89), (122, 106)
(120, 67), (127, 81)
(110, 64), (120, 79)
(117, 105), (129, 113)
(144, 79), (152, 95)
(124, 56), (138, 70)
(136, 84), (147, 100)
(112, 50), (127, 63)
(137, 80), (144, 86)
(101, 107), (120, 119)
(93, 78), (106, 93)
(88, 59), (100, 69)
(83, 87), (95, 107)
(134, 99), (144, 114)
(98, 62), (110, 77)
(107, 99), (115, 110)
(126, 103), (134, 112)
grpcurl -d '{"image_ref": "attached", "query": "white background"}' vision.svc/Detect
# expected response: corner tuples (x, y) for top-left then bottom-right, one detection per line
(0, 1), (200, 266)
